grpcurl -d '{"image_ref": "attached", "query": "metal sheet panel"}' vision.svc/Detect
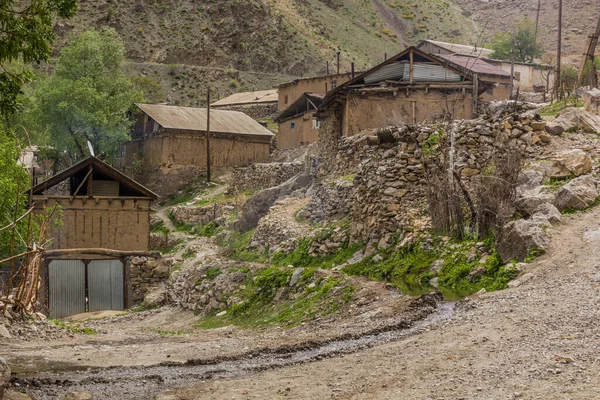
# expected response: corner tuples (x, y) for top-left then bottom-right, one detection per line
(136, 103), (275, 137)
(413, 63), (462, 82)
(49, 260), (86, 318)
(88, 260), (124, 312)
(364, 62), (406, 84)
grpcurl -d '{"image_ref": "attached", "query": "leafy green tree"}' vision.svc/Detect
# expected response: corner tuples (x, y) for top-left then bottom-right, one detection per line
(0, 128), (30, 259)
(0, 0), (78, 118)
(490, 19), (543, 63)
(28, 28), (143, 161)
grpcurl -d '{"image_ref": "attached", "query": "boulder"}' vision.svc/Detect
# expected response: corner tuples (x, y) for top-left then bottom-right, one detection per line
(516, 186), (555, 216)
(532, 203), (561, 225)
(554, 175), (598, 212)
(237, 174), (312, 232)
(518, 170), (544, 189)
(584, 88), (600, 115)
(0, 357), (9, 399)
(553, 149), (592, 177)
(289, 268), (305, 287)
(497, 219), (549, 262)
(544, 122), (565, 136)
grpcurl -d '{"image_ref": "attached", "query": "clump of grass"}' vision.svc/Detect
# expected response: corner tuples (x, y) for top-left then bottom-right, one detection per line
(205, 266), (222, 280)
(48, 319), (97, 335)
(151, 220), (170, 235)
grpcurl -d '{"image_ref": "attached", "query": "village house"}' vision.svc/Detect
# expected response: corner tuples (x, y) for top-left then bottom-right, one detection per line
(275, 93), (324, 149)
(317, 47), (487, 137)
(211, 89), (278, 120)
(278, 72), (356, 112)
(29, 156), (158, 318)
(417, 39), (554, 93)
(118, 104), (275, 194)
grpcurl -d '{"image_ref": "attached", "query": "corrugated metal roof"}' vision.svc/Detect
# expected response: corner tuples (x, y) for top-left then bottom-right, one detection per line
(136, 104), (274, 137)
(211, 89), (278, 107)
(424, 40), (494, 58)
(436, 54), (511, 78)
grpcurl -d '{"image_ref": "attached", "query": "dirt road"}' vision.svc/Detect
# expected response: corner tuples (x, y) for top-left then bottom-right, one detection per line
(157, 206), (600, 399)
(5, 205), (600, 399)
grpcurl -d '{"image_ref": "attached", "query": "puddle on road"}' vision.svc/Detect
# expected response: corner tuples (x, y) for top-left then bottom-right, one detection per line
(13, 302), (455, 400)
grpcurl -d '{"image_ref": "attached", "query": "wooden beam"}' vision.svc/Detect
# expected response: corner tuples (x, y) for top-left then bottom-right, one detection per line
(409, 50), (414, 84)
(44, 248), (161, 258)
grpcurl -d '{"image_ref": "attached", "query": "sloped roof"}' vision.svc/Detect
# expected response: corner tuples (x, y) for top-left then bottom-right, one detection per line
(419, 40), (494, 58)
(435, 54), (511, 79)
(319, 47), (476, 110)
(275, 93), (324, 122)
(211, 89), (278, 107)
(31, 157), (158, 199)
(136, 104), (274, 137)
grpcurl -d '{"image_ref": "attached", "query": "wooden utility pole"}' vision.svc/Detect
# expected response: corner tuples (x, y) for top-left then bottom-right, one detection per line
(510, 38), (515, 100)
(337, 51), (341, 74)
(206, 88), (211, 183)
(534, 0), (541, 49)
(557, 0), (563, 99)
(577, 14), (600, 86)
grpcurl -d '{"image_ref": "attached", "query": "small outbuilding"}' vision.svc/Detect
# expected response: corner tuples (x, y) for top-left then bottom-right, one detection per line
(275, 93), (324, 149)
(30, 156), (158, 318)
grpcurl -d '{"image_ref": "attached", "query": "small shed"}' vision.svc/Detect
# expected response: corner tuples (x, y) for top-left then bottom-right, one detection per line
(30, 156), (158, 318)
(275, 93), (324, 149)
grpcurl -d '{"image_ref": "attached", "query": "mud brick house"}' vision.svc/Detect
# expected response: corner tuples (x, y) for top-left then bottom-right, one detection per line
(211, 89), (278, 119)
(417, 40), (554, 93)
(30, 156), (158, 318)
(278, 72), (356, 112)
(275, 93), (324, 149)
(317, 47), (489, 137)
(118, 104), (275, 193)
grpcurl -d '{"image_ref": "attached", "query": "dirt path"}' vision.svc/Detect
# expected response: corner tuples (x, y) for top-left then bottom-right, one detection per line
(155, 207), (600, 399)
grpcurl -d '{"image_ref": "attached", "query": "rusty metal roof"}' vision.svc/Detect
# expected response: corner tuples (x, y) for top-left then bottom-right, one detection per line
(435, 54), (511, 78)
(136, 104), (274, 137)
(211, 89), (278, 107)
(421, 40), (494, 58)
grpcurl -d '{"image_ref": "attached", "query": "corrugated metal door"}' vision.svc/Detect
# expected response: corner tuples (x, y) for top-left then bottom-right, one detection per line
(88, 260), (124, 312)
(49, 260), (86, 318)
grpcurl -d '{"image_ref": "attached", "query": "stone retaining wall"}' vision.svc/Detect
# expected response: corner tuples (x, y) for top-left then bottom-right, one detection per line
(228, 161), (305, 194)
(128, 256), (171, 304)
(314, 112), (551, 244)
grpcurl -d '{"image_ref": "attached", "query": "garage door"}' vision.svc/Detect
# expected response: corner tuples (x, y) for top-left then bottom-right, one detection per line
(49, 260), (86, 318)
(88, 260), (124, 312)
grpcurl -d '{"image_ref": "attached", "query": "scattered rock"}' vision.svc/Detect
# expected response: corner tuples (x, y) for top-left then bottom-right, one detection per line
(0, 324), (10, 340)
(532, 203), (561, 225)
(497, 220), (548, 262)
(552, 149), (592, 177)
(516, 186), (555, 216)
(289, 268), (305, 287)
(0, 357), (9, 398)
(508, 272), (534, 288)
(554, 175), (598, 212)
(429, 259), (444, 274)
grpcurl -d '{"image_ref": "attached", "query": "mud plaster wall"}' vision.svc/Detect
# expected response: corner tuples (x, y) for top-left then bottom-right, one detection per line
(342, 90), (474, 137)
(33, 197), (152, 251)
(278, 111), (320, 149)
(278, 72), (355, 111)
(124, 131), (272, 170)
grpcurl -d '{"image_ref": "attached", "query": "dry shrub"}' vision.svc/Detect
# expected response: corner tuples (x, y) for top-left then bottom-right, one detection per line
(425, 129), (521, 239)
(473, 150), (521, 238)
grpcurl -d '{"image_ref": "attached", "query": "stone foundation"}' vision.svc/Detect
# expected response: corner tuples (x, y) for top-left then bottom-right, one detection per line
(228, 161), (305, 194)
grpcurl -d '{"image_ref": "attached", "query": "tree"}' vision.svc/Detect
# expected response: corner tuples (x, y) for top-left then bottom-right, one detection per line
(0, 128), (30, 259)
(0, 0), (78, 118)
(490, 19), (544, 63)
(28, 28), (143, 161)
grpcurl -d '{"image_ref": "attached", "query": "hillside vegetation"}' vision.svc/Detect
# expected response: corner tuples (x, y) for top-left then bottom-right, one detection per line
(48, 0), (479, 106)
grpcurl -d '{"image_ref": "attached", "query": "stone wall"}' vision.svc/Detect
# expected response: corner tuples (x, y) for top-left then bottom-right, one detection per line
(228, 161), (305, 194)
(314, 111), (551, 245)
(170, 202), (237, 227)
(128, 256), (171, 304)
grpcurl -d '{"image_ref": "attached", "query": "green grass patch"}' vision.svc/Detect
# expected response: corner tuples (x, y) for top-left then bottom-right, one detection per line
(48, 319), (98, 335)
(219, 229), (268, 263)
(538, 98), (583, 117)
(343, 236), (519, 299)
(197, 266), (355, 329)
(160, 187), (198, 207)
(151, 220), (170, 235)
(205, 266), (222, 280)
(157, 330), (188, 336)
